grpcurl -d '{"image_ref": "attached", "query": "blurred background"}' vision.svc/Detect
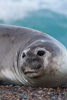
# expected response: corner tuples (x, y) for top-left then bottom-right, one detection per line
(0, 0), (67, 47)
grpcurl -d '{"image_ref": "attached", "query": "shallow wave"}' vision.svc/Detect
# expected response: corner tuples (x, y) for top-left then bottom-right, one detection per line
(0, 0), (67, 22)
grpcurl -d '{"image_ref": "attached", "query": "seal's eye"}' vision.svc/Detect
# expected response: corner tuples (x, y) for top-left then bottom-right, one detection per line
(22, 52), (26, 58)
(37, 50), (45, 56)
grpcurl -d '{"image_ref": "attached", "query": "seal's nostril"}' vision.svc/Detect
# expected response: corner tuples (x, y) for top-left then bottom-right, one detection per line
(22, 52), (26, 58)
(37, 50), (45, 56)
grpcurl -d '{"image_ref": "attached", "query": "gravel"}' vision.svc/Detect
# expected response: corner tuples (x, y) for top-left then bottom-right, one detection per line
(0, 85), (67, 100)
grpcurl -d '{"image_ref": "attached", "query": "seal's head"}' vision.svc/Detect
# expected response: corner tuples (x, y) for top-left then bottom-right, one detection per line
(17, 40), (67, 87)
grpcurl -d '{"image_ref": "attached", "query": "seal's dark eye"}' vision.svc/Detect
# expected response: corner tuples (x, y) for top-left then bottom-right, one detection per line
(37, 50), (45, 56)
(22, 52), (26, 58)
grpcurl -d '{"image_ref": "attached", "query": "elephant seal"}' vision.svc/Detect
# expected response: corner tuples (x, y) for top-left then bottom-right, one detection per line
(0, 25), (67, 87)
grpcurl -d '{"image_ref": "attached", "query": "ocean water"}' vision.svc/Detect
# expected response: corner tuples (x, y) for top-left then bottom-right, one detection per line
(0, 0), (67, 47)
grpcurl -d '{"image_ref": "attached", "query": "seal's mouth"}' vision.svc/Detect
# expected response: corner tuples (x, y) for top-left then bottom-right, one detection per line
(24, 70), (42, 78)
(22, 66), (43, 78)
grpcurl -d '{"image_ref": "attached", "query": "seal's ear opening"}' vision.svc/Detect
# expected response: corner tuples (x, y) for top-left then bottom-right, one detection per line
(37, 50), (45, 56)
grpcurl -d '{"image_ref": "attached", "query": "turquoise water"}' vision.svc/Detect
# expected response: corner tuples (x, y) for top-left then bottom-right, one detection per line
(0, 0), (67, 47)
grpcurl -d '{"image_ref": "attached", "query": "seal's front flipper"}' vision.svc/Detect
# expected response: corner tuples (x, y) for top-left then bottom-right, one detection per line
(61, 83), (67, 87)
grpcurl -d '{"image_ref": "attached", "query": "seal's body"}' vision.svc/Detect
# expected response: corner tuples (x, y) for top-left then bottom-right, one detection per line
(0, 25), (67, 87)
